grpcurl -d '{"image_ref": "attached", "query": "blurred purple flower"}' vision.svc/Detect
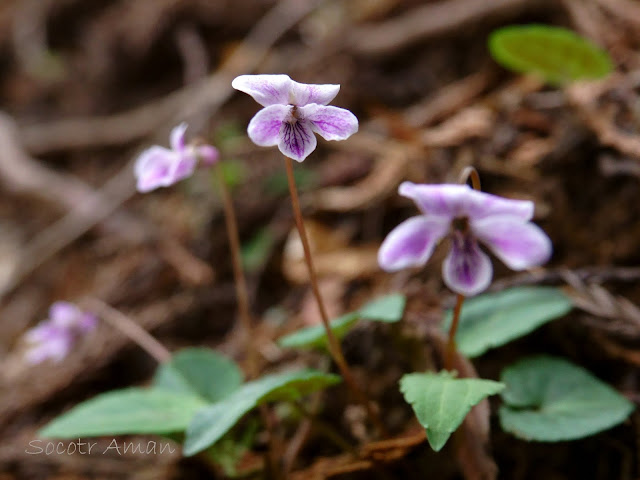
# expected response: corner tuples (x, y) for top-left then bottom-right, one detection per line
(134, 123), (219, 193)
(24, 302), (97, 364)
(378, 182), (552, 296)
(232, 74), (358, 162)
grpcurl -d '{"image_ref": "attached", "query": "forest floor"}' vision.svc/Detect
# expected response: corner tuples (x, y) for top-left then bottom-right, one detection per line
(1, 0), (640, 479)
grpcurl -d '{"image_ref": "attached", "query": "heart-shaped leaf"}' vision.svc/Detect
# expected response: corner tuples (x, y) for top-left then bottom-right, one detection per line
(39, 388), (206, 438)
(499, 356), (635, 441)
(153, 348), (243, 403)
(278, 294), (406, 350)
(489, 24), (613, 85)
(358, 293), (406, 323)
(442, 287), (572, 357)
(400, 372), (504, 451)
(184, 369), (340, 456)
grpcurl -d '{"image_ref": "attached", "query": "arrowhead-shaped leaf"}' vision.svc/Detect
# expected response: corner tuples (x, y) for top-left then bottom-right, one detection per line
(489, 24), (613, 85)
(443, 287), (572, 357)
(39, 388), (206, 438)
(184, 369), (341, 455)
(400, 372), (504, 451)
(153, 347), (243, 403)
(499, 356), (635, 441)
(278, 294), (406, 350)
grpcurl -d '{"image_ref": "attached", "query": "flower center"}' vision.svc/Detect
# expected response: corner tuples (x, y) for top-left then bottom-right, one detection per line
(451, 216), (469, 233)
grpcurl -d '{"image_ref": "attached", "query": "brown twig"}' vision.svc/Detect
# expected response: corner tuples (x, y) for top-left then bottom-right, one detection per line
(84, 298), (171, 364)
(347, 0), (553, 56)
(0, 112), (213, 300)
(19, 0), (323, 155)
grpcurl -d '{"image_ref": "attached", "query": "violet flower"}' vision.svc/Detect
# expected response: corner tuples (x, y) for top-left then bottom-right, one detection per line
(134, 123), (219, 193)
(24, 301), (97, 364)
(232, 74), (358, 162)
(378, 182), (552, 296)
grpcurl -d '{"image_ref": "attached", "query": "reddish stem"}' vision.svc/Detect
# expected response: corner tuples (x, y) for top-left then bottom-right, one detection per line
(284, 155), (386, 437)
(445, 294), (465, 371)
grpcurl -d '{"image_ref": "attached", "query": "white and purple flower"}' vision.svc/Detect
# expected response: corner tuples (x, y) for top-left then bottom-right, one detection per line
(134, 123), (219, 193)
(24, 301), (97, 364)
(231, 74), (359, 162)
(378, 182), (552, 296)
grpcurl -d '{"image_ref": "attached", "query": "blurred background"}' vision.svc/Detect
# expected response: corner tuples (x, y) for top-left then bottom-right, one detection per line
(1, 0), (639, 478)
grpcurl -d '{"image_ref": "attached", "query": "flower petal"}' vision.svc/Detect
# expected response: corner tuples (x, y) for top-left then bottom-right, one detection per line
(25, 330), (72, 364)
(464, 189), (534, 221)
(378, 216), (449, 271)
(300, 104), (358, 141)
(78, 313), (98, 333)
(134, 146), (175, 193)
(232, 74), (292, 107)
(24, 323), (58, 344)
(472, 216), (552, 270)
(278, 119), (317, 162)
(169, 152), (198, 183)
(49, 301), (81, 328)
(289, 80), (340, 106)
(170, 122), (188, 152)
(399, 183), (471, 219)
(399, 182), (534, 221)
(442, 233), (493, 296)
(196, 145), (219, 166)
(247, 104), (291, 146)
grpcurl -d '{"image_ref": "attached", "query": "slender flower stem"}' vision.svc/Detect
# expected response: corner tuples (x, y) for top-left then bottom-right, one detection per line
(445, 294), (465, 371)
(84, 298), (171, 364)
(214, 163), (258, 377)
(284, 155), (386, 436)
(214, 164), (283, 479)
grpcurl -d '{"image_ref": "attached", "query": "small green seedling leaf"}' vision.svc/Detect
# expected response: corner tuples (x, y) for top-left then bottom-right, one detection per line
(400, 372), (504, 451)
(489, 24), (613, 85)
(153, 347), (243, 403)
(278, 293), (406, 350)
(216, 161), (247, 190)
(442, 287), (572, 357)
(184, 369), (341, 455)
(499, 356), (635, 442)
(39, 388), (206, 438)
(359, 293), (406, 323)
(241, 228), (276, 272)
(278, 313), (359, 349)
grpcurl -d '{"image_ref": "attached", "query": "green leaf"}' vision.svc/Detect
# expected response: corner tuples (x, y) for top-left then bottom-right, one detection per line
(206, 420), (259, 477)
(400, 372), (504, 451)
(489, 24), (613, 85)
(278, 294), (406, 350)
(277, 313), (360, 349)
(499, 356), (635, 442)
(217, 161), (247, 189)
(153, 348), (243, 403)
(39, 388), (207, 438)
(443, 287), (572, 357)
(241, 228), (276, 272)
(184, 369), (341, 455)
(359, 293), (406, 323)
